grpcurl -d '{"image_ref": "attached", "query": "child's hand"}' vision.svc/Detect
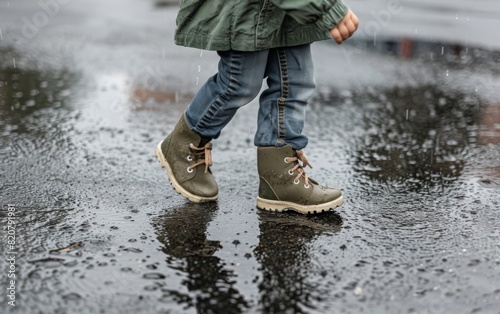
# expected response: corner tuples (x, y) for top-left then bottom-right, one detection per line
(329, 10), (359, 44)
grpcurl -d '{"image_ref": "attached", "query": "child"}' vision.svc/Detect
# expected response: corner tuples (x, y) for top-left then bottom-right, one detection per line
(156, 0), (359, 214)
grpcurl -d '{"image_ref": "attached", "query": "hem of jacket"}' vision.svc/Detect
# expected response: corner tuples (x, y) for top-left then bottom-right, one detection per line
(175, 29), (332, 52)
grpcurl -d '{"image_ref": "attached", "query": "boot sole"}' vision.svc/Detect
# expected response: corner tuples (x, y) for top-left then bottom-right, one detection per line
(256, 196), (344, 215)
(156, 141), (218, 203)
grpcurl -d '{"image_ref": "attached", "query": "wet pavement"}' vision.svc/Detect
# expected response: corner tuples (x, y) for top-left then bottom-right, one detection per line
(1, 1), (500, 313)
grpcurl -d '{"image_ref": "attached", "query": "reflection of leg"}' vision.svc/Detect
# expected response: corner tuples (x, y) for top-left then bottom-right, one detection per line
(254, 45), (344, 214)
(254, 212), (343, 312)
(156, 203), (248, 312)
(186, 50), (269, 140)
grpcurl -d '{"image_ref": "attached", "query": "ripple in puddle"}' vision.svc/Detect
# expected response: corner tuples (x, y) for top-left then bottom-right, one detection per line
(143, 272), (166, 280)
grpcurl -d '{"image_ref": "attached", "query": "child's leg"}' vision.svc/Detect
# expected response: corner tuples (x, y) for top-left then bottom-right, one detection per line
(255, 44), (344, 214)
(254, 44), (315, 150)
(186, 50), (269, 139)
(157, 50), (269, 203)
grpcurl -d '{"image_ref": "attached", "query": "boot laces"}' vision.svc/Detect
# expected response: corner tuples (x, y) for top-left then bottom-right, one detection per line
(188, 142), (213, 173)
(288, 150), (313, 186)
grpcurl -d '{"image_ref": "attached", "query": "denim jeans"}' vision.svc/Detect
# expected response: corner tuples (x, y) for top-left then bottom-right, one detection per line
(185, 44), (315, 150)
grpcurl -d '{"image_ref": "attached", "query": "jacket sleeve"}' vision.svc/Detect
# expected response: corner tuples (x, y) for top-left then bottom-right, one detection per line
(269, 0), (349, 29)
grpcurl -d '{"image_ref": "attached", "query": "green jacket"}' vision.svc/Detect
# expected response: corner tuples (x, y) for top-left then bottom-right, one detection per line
(175, 0), (349, 51)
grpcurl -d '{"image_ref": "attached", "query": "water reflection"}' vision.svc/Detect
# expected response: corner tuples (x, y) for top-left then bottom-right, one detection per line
(155, 203), (249, 313)
(338, 85), (482, 188)
(330, 37), (500, 189)
(0, 46), (75, 138)
(478, 103), (500, 145)
(0, 46), (78, 208)
(155, 204), (344, 312)
(254, 212), (343, 312)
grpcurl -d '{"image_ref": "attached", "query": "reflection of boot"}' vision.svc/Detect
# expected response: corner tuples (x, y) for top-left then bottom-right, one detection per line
(156, 114), (218, 202)
(257, 145), (343, 214)
(254, 211), (343, 312)
(157, 203), (221, 258)
(155, 203), (249, 312)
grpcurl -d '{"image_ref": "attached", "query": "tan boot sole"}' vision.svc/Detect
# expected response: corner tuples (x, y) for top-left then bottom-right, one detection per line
(256, 196), (344, 215)
(156, 141), (218, 203)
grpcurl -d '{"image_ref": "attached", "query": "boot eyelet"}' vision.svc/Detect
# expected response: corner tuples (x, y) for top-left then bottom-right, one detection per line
(284, 157), (289, 163)
(304, 183), (310, 189)
(186, 155), (193, 161)
(187, 167), (193, 173)
(288, 170), (294, 175)
(293, 179), (300, 184)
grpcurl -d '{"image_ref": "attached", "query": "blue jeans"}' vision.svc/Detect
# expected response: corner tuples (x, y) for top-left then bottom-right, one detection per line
(185, 44), (315, 150)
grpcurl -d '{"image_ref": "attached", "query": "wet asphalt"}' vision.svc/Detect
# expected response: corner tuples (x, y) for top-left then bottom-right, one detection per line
(1, 1), (500, 313)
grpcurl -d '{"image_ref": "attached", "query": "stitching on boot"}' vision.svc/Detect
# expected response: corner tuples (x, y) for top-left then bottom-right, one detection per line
(259, 177), (280, 201)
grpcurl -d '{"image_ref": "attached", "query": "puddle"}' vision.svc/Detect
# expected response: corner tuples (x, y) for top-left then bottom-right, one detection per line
(1, 1), (500, 313)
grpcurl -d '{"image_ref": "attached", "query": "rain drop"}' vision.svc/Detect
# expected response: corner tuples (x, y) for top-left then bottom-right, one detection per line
(144, 285), (158, 291)
(62, 293), (82, 301)
(143, 272), (166, 280)
(122, 247), (142, 253)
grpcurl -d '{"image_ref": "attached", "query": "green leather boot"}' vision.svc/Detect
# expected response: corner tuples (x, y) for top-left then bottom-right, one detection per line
(156, 114), (218, 202)
(257, 145), (343, 214)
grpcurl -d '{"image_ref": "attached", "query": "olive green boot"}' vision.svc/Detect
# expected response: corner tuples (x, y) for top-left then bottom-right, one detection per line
(257, 145), (343, 214)
(155, 114), (218, 202)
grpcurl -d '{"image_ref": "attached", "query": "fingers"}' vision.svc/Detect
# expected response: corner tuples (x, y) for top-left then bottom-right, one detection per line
(330, 28), (343, 44)
(329, 10), (359, 45)
(330, 23), (350, 44)
(351, 13), (359, 30)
